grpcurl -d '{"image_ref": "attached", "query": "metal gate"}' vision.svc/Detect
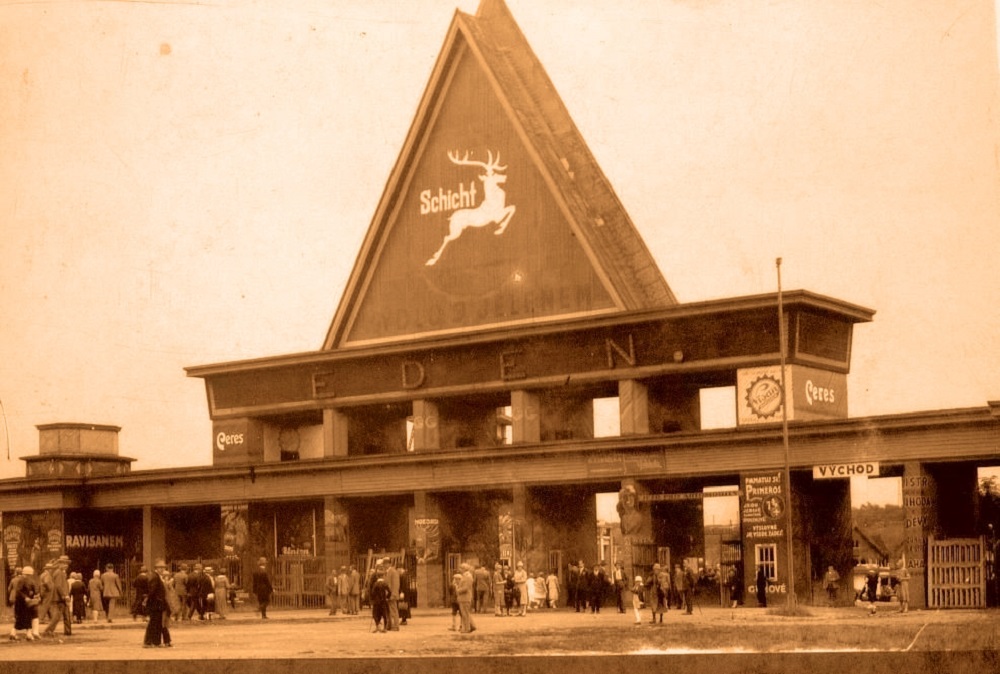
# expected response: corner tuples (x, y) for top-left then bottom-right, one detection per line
(271, 556), (326, 609)
(927, 536), (986, 608)
(719, 540), (743, 606)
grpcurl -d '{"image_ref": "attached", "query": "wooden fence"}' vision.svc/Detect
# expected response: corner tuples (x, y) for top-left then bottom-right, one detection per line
(926, 536), (985, 608)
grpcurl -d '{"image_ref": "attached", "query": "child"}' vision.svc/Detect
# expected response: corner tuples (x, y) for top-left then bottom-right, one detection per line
(631, 576), (645, 625)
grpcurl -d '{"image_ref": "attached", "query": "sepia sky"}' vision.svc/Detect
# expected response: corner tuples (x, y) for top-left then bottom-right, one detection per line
(1, 0), (999, 482)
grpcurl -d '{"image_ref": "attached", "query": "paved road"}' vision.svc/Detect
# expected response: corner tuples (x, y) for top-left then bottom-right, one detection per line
(2, 602), (997, 661)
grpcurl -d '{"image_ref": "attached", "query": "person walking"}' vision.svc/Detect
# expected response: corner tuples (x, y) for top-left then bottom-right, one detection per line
(69, 572), (87, 624)
(895, 559), (910, 614)
(42, 555), (72, 638)
(589, 563), (606, 613)
(8, 566), (40, 642)
(631, 575), (645, 625)
(88, 570), (103, 622)
(473, 564), (490, 613)
(325, 567), (339, 616)
(545, 569), (560, 609)
(251, 557), (273, 619)
(337, 566), (350, 616)
(142, 559), (172, 648)
(100, 564), (123, 623)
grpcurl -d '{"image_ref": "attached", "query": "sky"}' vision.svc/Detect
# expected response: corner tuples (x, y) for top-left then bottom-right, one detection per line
(1, 0), (999, 482)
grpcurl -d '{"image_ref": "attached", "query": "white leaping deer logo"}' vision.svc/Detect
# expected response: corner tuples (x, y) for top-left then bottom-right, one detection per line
(425, 150), (516, 266)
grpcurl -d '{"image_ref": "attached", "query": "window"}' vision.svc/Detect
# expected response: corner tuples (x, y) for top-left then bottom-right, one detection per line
(755, 543), (777, 581)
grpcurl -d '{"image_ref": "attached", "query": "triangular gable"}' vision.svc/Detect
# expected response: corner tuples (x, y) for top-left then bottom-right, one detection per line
(324, 0), (676, 349)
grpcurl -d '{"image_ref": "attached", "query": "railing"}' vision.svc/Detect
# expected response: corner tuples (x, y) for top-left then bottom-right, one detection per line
(927, 536), (985, 608)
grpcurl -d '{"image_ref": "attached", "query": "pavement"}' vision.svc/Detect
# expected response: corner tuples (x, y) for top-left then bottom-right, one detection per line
(1, 603), (997, 674)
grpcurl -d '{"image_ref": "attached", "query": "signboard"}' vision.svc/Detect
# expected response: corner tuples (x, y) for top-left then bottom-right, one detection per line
(740, 471), (788, 542)
(212, 419), (264, 466)
(812, 462), (879, 479)
(737, 365), (848, 426)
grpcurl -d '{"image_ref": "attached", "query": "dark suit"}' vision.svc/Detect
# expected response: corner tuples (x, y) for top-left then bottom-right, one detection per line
(143, 571), (171, 646)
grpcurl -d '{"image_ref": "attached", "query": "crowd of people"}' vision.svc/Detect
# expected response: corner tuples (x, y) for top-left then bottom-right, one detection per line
(5, 555), (254, 646)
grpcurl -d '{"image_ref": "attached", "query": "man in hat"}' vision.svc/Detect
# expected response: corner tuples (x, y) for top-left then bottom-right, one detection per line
(251, 557), (273, 619)
(385, 558), (400, 631)
(456, 563), (476, 633)
(42, 555), (71, 637)
(142, 559), (172, 648)
(100, 563), (122, 623)
(513, 561), (528, 616)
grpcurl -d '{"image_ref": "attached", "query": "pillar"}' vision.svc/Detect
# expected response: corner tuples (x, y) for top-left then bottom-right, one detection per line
(142, 506), (166, 569)
(323, 408), (349, 457)
(412, 491), (444, 607)
(411, 400), (440, 450)
(903, 462), (937, 608)
(322, 496), (351, 574)
(618, 380), (650, 435)
(510, 390), (540, 443)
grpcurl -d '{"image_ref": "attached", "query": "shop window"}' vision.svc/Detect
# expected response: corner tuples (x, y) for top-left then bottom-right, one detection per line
(755, 543), (777, 581)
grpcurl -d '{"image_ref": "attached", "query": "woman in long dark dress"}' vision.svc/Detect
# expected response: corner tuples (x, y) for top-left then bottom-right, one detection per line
(9, 566), (40, 641)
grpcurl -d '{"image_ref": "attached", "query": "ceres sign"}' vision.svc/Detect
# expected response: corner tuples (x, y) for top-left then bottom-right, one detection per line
(216, 431), (244, 452)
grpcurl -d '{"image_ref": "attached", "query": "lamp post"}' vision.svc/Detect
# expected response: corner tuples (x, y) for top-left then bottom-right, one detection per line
(777, 257), (796, 607)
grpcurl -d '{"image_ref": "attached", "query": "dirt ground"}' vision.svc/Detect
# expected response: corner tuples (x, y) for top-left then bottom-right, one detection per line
(1, 602), (997, 661)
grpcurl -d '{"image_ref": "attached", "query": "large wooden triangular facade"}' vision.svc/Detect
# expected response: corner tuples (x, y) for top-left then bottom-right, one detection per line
(324, 0), (676, 349)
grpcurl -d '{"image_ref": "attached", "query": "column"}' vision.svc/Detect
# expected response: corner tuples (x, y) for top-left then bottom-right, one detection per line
(323, 408), (349, 457)
(142, 506), (166, 569)
(618, 380), (650, 435)
(322, 497), (351, 573)
(903, 462), (936, 608)
(411, 400), (440, 450)
(412, 491), (444, 607)
(510, 390), (540, 444)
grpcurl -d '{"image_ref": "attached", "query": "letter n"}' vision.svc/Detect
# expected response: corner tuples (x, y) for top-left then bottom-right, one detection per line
(606, 334), (636, 369)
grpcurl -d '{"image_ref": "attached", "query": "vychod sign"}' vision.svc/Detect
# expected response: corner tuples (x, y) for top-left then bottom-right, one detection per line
(812, 462), (879, 479)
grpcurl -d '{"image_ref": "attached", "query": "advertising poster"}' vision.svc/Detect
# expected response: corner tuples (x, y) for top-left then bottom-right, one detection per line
(741, 471), (788, 542)
(414, 518), (440, 563)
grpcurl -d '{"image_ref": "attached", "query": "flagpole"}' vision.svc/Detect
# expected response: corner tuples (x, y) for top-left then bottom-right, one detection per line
(776, 257), (796, 607)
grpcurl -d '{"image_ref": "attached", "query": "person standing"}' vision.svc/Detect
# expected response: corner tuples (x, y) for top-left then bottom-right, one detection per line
(756, 565), (768, 608)
(727, 564), (744, 608)
(612, 562), (626, 613)
(456, 563), (476, 633)
(368, 563), (390, 633)
(895, 559), (910, 614)
(337, 566), (350, 616)
(251, 557), (273, 619)
(822, 565), (841, 606)
(88, 570), (103, 622)
(575, 561), (590, 613)
(589, 563), (606, 613)
(473, 564), (490, 613)
(172, 564), (188, 622)
(42, 555), (72, 638)
(132, 565), (150, 622)
(213, 569), (230, 619)
(567, 562), (579, 612)
(385, 559), (401, 631)
(348, 565), (361, 615)
(492, 563), (505, 616)
(512, 561), (528, 616)
(142, 559), (172, 648)
(100, 564), (122, 623)
(325, 567), (339, 616)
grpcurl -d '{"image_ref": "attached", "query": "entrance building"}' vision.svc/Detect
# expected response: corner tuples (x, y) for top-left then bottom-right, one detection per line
(2, 0), (998, 612)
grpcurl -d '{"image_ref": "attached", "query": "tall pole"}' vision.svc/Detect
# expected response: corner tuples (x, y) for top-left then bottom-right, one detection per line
(776, 257), (796, 607)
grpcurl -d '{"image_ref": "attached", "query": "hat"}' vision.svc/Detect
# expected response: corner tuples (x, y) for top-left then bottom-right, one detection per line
(44, 561), (55, 570)
(516, 561), (523, 567)
(58, 555), (70, 563)
(635, 576), (643, 582)
(21, 566), (34, 575)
